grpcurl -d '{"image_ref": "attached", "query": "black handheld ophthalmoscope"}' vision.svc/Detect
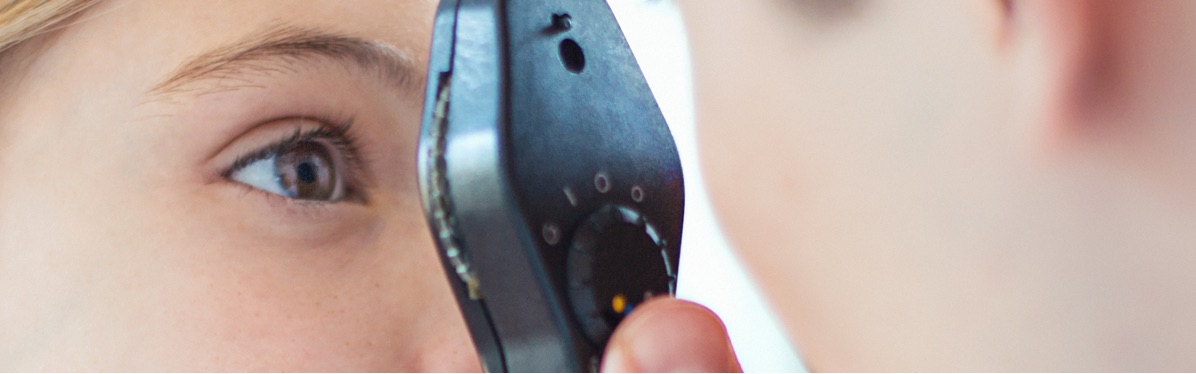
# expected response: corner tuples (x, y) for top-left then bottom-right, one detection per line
(416, 0), (685, 371)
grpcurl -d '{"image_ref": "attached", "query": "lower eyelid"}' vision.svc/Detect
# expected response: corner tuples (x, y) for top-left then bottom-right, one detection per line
(211, 179), (381, 248)
(229, 181), (342, 214)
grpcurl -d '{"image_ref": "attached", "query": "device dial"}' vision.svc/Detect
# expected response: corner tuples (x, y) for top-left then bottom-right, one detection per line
(566, 204), (676, 346)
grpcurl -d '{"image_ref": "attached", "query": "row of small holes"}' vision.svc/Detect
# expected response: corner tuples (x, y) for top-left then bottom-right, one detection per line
(596, 173), (644, 203)
(543, 174), (647, 245)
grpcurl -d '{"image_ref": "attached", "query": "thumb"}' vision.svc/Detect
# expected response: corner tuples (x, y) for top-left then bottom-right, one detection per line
(600, 298), (742, 372)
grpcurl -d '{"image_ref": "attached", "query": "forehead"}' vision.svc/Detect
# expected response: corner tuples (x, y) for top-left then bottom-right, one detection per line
(0, 0), (435, 131)
(23, 0), (433, 96)
(87, 0), (436, 55)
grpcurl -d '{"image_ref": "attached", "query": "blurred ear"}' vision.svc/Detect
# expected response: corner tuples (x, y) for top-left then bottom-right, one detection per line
(1006, 0), (1108, 141)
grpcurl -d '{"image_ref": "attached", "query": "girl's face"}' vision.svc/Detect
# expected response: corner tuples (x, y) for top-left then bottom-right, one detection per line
(0, 0), (480, 370)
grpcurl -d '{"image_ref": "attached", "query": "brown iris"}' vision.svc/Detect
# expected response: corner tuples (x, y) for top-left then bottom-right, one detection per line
(276, 140), (337, 200)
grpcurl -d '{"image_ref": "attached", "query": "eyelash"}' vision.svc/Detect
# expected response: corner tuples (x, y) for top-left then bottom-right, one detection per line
(221, 117), (368, 203)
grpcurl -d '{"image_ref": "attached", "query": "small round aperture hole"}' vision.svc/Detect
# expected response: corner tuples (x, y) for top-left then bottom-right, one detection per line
(594, 172), (611, 193)
(543, 223), (561, 245)
(559, 38), (586, 74)
(630, 186), (645, 202)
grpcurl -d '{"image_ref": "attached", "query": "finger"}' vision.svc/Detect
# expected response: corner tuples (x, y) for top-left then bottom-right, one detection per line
(601, 298), (742, 372)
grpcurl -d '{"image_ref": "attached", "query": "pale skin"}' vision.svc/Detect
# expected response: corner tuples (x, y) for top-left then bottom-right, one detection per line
(686, 0), (1196, 371)
(0, 0), (738, 371)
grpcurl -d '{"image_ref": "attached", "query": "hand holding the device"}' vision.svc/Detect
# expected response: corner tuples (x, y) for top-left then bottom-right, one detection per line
(601, 298), (742, 372)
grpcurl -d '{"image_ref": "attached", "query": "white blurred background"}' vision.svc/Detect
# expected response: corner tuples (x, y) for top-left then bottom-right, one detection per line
(606, 1), (806, 371)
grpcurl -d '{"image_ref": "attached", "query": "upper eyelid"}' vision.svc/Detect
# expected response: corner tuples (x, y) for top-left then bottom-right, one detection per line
(221, 116), (362, 178)
(222, 118), (372, 205)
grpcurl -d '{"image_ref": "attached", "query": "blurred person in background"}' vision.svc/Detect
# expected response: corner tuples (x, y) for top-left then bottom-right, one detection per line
(685, 0), (1196, 370)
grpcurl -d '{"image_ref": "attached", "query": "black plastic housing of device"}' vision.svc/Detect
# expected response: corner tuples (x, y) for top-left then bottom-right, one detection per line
(417, 0), (684, 371)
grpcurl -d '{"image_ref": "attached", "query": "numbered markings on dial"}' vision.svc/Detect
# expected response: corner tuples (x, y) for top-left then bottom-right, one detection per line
(551, 176), (652, 248)
(563, 186), (579, 207)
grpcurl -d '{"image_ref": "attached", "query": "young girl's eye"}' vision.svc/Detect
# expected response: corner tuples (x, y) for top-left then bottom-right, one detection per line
(229, 139), (348, 202)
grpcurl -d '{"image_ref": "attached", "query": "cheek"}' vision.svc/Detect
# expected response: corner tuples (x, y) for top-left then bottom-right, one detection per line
(691, 0), (828, 270)
(125, 214), (478, 371)
(693, 1), (1032, 370)
(0, 146), (476, 371)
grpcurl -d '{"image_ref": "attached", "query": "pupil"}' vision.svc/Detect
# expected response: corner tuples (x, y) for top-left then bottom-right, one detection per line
(274, 140), (337, 201)
(296, 161), (317, 184)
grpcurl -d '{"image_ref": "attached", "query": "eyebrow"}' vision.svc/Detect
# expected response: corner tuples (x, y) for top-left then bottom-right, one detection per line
(148, 26), (422, 97)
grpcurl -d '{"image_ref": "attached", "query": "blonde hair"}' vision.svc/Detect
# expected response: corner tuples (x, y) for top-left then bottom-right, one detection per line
(0, 0), (98, 55)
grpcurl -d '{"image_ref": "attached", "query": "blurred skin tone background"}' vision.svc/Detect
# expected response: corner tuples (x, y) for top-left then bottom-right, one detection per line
(685, 0), (1196, 371)
(0, 0), (738, 371)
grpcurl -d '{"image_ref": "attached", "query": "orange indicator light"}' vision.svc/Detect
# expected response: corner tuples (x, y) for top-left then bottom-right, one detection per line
(612, 294), (627, 314)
